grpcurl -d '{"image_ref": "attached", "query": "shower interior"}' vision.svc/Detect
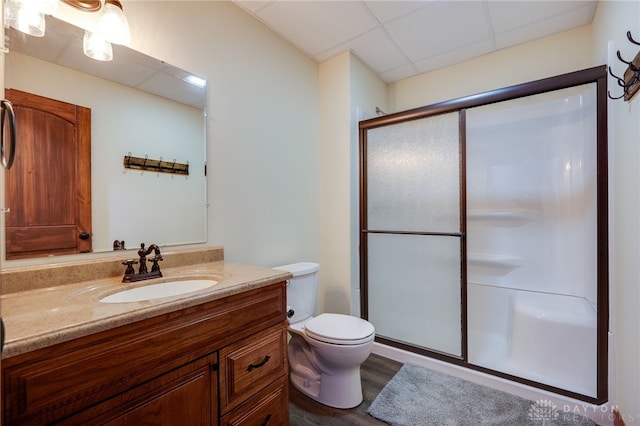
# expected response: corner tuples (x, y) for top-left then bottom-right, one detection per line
(360, 70), (606, 402)
(466, 85), (598, 398)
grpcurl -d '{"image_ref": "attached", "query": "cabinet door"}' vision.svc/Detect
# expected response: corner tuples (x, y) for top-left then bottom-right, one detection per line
(58, 354), (218, 426)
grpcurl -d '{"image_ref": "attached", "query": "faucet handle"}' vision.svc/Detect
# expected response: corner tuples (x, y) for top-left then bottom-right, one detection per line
(148, 256), (163, 274)
(122, 259), (138, 275)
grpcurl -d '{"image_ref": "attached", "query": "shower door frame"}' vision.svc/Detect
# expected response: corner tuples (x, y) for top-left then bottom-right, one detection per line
(359, 65), (608, 404)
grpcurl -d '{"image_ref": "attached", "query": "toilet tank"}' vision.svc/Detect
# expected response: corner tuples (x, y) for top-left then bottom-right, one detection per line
(273, 262), (319, 325)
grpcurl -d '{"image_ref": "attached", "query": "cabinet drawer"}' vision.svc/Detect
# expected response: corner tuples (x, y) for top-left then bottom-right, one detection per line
(220, 375), (289, 426)
(220, 323), (288, 414)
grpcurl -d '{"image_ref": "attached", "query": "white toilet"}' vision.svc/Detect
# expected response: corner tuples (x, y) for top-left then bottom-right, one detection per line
(273, 262), (375, 409)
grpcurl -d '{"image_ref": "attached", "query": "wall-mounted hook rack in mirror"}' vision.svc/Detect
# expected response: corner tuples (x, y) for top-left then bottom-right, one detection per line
(123, 153), (189, 176)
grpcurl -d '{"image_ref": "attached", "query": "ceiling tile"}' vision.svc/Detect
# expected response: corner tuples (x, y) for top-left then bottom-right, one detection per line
(414, 38), (494, 74)
(379, 63), (420, 83)
(234, 0), (273, 14)
(138, 72), (205, 108)
(255, 0), (378, 56)
(383, 1), (492, 61)
(488, 1), (596, 34)
(231, 0), (599, 84)
(316, 28), (410, 74)
(494, 3), (596, 50)
(7, 25), (69, 63)
(57, 45), (156, 88)
(364, 0), (432, 23)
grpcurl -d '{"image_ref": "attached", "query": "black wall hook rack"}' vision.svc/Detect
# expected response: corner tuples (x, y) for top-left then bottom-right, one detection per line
(608, 31), (640, 101)
(123, 153), (189, 175)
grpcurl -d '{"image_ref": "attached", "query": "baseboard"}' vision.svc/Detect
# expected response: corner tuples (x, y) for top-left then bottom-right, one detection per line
(613, 408), (626, 426)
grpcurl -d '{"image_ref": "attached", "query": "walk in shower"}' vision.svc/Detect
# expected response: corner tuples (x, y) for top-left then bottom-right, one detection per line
(359, 66), (608, 403)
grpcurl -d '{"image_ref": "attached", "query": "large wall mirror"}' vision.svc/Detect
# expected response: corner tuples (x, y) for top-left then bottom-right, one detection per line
(2, 16), (207, 262)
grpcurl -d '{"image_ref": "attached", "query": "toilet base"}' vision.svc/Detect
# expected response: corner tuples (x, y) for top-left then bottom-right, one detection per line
(287, 314), (374, 409)
(290, 367), (364, 409)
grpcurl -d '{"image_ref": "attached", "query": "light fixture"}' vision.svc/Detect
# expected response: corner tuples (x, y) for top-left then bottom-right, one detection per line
(61, 0), (130, 46)
(83, 30), (113, 61)
(4, 0), (132, 62)
(4, 0), (59, 37)
(7, 5), (46, 37)
(60, 0), (101, 12)
(98, 0), (130, 46)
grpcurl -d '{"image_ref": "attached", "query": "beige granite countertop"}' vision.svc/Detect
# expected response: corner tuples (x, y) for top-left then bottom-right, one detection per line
(1, 260), (291, 359)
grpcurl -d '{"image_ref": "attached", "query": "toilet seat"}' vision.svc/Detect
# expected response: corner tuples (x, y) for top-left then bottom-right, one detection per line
(304, 313), (375, 345)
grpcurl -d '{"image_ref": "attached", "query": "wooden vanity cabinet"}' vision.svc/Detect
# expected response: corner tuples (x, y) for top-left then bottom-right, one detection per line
(2, 282), (289, 425)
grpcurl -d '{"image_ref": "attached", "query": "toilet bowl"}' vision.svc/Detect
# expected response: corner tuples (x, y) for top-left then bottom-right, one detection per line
(273, 263), (375, 409)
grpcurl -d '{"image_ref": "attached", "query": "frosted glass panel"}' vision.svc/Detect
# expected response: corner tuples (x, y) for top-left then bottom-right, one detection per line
(367, 233), (462, 356)
(366, 112), (460, 232)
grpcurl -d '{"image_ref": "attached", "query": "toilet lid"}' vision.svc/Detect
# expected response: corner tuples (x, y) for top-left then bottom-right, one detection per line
(304, 313), (375, 345)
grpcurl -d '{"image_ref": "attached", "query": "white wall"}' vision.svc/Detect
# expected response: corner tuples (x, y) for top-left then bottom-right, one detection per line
(592, 1), (640, 423)
(123, 1), (320, 267)
(319, 52), (351, 315)
(318, 52), (386, 316)
(348, 54), (388, 315)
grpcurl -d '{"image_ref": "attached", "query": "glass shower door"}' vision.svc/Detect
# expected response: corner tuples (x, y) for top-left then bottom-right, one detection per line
(363, 112), (463, 357)
(359, 67), (607, 403)
(465, 84), (599, 397)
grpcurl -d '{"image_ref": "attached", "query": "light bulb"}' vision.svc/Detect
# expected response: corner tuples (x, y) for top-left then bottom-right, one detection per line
(99, 0), (131, 46)
(83, 31), (113, 62)
(7, 1), (46, 37)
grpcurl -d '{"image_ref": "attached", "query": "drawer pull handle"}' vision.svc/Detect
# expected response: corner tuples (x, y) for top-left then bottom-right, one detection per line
(260, 414), (272, 426)
(247, 355), (271, 371)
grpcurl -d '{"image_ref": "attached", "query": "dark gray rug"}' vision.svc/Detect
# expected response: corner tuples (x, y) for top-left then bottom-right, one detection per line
(367, 363), (598, 426)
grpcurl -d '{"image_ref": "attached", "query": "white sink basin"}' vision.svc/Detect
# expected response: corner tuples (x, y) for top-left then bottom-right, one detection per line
(99, 279), (218, 303)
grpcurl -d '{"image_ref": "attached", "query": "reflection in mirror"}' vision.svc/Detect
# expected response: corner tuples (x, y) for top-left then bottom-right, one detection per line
(3, 16), (207, 261)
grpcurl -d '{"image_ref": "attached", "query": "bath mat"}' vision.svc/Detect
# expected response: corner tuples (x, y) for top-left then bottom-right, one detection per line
(367, 363), (598, 426)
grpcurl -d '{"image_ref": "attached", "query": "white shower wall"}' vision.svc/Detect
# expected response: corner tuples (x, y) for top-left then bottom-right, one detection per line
(466, 84), (598, 303)
(466, 84), (599, 397)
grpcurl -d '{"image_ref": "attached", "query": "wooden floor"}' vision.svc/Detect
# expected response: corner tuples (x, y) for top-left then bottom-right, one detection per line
(289, 353), (403, 425)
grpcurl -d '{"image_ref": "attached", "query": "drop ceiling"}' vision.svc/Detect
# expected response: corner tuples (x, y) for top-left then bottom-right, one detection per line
(233, 0), (598, 83)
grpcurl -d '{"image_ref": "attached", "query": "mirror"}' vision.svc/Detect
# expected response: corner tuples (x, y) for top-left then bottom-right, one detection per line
(3, 16), (207, 261)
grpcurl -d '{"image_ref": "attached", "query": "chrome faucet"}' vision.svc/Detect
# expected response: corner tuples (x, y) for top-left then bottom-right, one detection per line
(122, 243), (163, 283)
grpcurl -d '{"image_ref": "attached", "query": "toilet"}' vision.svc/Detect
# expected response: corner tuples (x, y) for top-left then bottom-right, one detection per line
(273, 262), (375, 409)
